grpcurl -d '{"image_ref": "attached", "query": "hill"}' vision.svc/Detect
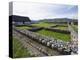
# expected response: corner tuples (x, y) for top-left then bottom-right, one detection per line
(39, 18), (78, 23)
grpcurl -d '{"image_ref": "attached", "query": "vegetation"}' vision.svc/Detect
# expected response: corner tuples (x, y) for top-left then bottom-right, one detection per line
(72, 25), (78, 32)
(16, 26), (31, 30)
(13, 37), (33, 58)
(53, 26), (68, 30)
(37, 29), (71, 42)
(32, 22), (56, 27)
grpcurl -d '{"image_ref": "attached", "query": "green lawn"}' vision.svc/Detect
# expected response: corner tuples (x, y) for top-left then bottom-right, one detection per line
(32, 22), (56, 27)
(13, 37), (34, 58)
(37, 30), (71, 42)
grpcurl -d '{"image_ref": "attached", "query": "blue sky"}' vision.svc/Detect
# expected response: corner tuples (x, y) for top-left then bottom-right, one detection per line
(13, 2), (78, 20)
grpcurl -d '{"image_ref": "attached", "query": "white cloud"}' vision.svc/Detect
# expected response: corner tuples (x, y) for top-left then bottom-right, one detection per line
(13, 2), (78, 20)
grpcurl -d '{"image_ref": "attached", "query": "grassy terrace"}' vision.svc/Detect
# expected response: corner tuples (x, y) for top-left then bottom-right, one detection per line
(53, 26), (68, 30)
(31, 22), (56, 27)
(13, 37), (34, 58)
(36, 29), (71, 42)
(16, 26), (31, 30)
(72, 25), (78, 32)
(32, 22), (68, 30)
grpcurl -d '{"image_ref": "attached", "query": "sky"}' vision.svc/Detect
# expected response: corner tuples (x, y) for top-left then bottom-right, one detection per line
(13, 2), (78, 20)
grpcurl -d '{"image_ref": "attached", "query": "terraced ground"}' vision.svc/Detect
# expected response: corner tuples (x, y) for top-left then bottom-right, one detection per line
(16, 26), (31, 30)
(31, 23), (70, 41)
(36, 29), (71, 42)
(53, 26), (68, 30)
(32, 22), (68, 30)
(15, 23), (71, 42)
(71, 25), (78, 32)
(13, 37), (32, 58)
(31, 22), (56, 27)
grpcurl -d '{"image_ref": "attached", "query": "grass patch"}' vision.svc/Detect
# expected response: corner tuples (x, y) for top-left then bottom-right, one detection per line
(32, 22), (56, 27)
(71, 25), (78, 32)
(13, 37), (34, 58)
(37, 29), (71, 42)
(53, 26), (68, 30)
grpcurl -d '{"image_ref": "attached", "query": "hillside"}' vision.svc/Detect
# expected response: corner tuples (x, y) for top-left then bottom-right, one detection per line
(39, 18), (78, 23)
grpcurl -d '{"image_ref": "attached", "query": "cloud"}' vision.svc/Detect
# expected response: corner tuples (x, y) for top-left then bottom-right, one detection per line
(13, 2), (78, 20)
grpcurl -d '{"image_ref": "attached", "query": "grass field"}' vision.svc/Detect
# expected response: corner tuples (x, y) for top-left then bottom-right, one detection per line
(37, 29), (71, 42)
(13, 37), (34, 58)
(31, 22), (56, 27)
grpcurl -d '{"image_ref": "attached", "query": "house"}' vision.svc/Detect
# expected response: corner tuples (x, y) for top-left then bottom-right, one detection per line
(9, 15), (31, 25)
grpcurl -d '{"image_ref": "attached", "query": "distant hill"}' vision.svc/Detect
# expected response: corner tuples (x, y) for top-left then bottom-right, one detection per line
(9, 15), (31, 22)
(39, 18), (78, 22)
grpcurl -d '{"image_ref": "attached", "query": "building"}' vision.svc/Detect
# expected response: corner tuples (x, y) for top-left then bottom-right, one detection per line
(9, 15), (31, 25)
